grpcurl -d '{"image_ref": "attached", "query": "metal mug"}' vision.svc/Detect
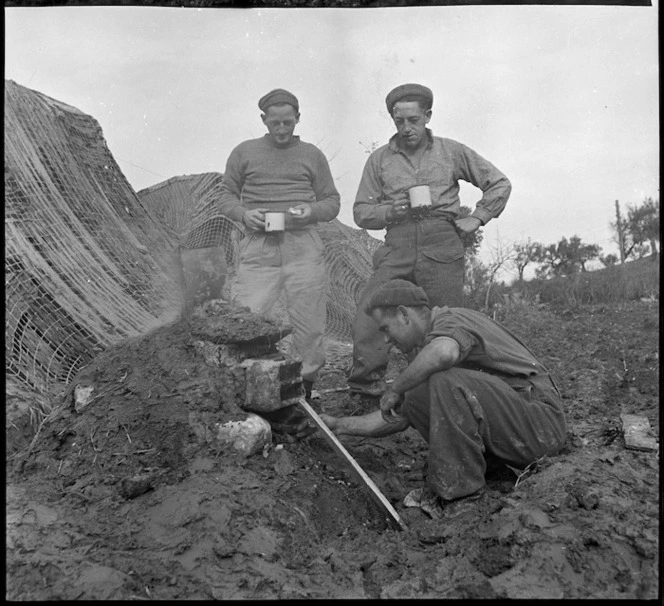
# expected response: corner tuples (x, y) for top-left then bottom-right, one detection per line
(264, 211), (285, 232)
(408, 185), (432, 208)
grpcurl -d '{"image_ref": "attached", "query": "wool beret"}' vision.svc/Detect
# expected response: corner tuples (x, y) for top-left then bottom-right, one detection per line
(258, 89), (299, 112)
(385, 83), (433, 114)
(365, 279), (430, 313)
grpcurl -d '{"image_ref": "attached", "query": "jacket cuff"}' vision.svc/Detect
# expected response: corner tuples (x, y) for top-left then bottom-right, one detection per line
(471, 207), (493, 226)
(229, 206), (246, 224)
(309, 203), (324, 223)
(382, 205), (394, 226)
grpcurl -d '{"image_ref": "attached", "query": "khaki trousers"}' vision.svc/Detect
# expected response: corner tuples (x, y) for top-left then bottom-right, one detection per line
(232, 229), (327, 382)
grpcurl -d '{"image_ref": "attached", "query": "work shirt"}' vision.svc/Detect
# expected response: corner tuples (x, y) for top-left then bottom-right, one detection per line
(425, 306), (560, 395)
(217, 135), (340, 227)
(353, 130), (511, 231)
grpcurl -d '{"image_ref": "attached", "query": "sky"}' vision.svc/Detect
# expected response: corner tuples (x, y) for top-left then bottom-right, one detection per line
(4, 3), (659, 279)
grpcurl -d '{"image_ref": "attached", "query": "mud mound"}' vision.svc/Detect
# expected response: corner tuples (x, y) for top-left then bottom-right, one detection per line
(12, 299), (295, 497)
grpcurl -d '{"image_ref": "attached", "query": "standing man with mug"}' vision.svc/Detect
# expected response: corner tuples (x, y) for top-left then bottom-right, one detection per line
(217, 89), (340, 398)
(348, 83), (512, 399)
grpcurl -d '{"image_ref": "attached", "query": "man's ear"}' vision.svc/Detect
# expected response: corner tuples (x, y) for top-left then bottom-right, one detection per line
(424, 109), (432, 124)
(397, 305), (410, 322)
(260, 113), (267, 125)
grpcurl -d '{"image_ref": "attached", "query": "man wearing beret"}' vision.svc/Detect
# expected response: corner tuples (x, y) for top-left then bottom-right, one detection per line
(218, 89), (340, 398)
(321, 279), (566, 513)
(348, 83), (512, 399)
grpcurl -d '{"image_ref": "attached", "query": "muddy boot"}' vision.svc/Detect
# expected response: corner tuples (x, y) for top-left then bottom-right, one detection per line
(404, 486), (485, 520)
(403, 486), (444, 520)
(440, 489), (486, 519)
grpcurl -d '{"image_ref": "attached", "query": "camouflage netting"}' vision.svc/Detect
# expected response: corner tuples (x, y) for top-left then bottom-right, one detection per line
(5, 80), (182, 405)
(136, 172), (241, 258)
(5, 80), (381, 414)
(136, 173), (381, 342)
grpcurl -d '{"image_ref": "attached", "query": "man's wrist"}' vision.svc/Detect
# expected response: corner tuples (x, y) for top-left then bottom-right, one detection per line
(333, 417), (350, 435)
(470, 208), (491, 226)
(385, 384), (402, 400)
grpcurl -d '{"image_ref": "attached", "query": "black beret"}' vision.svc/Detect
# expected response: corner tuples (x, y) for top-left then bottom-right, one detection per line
(365, 279), (430, 314)
(258, 89), (299, 112)
(385, 83), (433, 114)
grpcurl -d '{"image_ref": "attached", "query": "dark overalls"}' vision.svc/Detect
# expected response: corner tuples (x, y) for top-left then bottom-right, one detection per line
(402, 307), (567, 501)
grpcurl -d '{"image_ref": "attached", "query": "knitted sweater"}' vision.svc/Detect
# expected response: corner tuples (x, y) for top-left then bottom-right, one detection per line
(217, 134), (340, 226)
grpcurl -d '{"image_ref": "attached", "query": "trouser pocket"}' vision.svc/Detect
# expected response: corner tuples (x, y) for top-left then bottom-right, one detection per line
(418, 221), (465, 264)
(239, 233), (282, 267)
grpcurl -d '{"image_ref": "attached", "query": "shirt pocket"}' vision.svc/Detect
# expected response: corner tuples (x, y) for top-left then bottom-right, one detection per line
(380, 156), (415, 196)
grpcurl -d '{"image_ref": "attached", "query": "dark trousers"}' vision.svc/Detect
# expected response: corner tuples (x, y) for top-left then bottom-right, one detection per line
(403, 367), (567, 501)
(348, 218), (465, 393)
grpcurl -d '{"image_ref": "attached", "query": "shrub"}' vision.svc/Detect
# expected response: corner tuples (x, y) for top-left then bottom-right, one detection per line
(512, 255), (659, 307)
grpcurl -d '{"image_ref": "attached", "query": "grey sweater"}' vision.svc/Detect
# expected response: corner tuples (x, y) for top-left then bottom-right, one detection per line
(217, 134), (340, 226)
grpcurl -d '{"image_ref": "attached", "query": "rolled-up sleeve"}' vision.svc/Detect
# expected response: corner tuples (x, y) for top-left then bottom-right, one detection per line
(353, 151), (392, 230)
(309, 150), (341, 223)
(454, 142), (511, 225)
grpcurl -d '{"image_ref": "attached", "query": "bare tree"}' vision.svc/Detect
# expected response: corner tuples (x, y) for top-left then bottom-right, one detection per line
(627, 197), (660, 258)
(610, 197), (660, 262)
(534, 235), (601, 278)
(512, 238), (542, 282)
(611, 199), (627, 264)
(482, 238), (515, 312)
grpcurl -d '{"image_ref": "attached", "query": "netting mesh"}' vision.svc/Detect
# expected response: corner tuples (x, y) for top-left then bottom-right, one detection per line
(317, 219), (380, 339)
(5, 79), (381, 411)
(5, 80), (182, 400)
(137, 172), (242, 269)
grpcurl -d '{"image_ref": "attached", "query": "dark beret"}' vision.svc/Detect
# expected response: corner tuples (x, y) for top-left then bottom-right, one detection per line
(365, 279), (430, 314)
(385, 83), (433, 114)
(258, 89), (299, 112)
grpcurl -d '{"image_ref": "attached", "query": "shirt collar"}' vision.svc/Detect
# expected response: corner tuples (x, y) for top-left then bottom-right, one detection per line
(388, 128), (434, 153)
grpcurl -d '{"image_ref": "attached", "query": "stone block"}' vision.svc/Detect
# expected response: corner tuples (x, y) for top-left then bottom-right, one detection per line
(215, 414), (272, 457)
(621, 414), (658, 451)
(74, 384), (95, 413)
(241, 356), (303, 413)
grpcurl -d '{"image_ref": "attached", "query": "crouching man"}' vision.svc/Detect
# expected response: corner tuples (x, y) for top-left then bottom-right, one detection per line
(319, 279), (567, 509)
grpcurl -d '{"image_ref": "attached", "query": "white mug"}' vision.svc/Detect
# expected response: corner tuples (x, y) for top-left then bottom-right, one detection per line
(408, 185), (432, 208)
(264, 211), (285, 232)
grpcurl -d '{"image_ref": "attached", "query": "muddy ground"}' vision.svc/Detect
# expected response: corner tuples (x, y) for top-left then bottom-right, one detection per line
(6, 298), (660, 600)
